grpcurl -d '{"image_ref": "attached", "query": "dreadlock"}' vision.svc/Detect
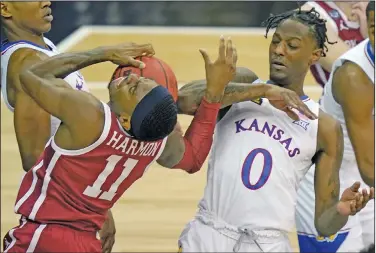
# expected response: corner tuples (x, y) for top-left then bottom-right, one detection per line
(262, 7), (336, 57)
(366, 1), (375, 19)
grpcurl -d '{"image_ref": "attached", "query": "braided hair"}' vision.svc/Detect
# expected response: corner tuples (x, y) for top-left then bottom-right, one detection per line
(366, 1), (375, 19)
(262, 7), (336, 57)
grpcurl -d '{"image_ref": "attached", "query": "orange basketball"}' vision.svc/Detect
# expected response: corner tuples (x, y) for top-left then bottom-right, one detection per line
(111, 56), (178, 102)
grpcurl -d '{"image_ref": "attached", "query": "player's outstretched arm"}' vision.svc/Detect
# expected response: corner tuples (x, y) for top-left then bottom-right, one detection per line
(177, 67), (259, 115)
(19, 44), (153, 136)
(313, 110), (374, 237)
(332, 62), (374, 187)
(157, 36), (235, 172)
(178, 75), (317, 120)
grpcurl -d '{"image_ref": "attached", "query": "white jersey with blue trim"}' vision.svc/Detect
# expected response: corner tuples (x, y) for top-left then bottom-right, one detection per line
(198, 81), (319, 232)
(320, 39), (374, 161)
(1, 37), (90, 136)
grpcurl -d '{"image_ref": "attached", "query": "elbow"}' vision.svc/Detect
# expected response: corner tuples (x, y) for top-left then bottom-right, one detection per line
(359, 165), (375, 187)
(314, 219), (334, 237)
(315, 226), (333, 238)
(173, 157), (204, 174)
(185, 164), (202, 174)
(21, 159), (35, 172)
(21, 151), (42, 172)
(358, 159), (375, 187)
(172, 151), (205, 174)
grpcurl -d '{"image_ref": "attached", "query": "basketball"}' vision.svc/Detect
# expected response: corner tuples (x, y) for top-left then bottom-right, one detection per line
(111, 56), (178, 101)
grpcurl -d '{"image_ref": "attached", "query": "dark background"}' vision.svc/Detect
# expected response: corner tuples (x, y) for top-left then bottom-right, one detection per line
(42, 1), (304, 44)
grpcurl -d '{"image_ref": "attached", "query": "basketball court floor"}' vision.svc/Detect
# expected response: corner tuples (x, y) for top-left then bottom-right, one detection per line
(1, 26), (322, 252)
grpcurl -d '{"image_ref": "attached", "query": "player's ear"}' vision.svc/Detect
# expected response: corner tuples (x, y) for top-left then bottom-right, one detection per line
(1, 2), (12, 18)
(309, 49), (322, 66)
(118, 113), (131, 130)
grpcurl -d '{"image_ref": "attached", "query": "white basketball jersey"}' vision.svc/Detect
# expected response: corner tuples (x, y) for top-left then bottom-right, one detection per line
(321, 39), (375, 160)
(1, 37), (90, 136)
(199, 90), (319, 232)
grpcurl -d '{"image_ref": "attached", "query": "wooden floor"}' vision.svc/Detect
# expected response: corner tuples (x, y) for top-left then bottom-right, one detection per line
(1, 30), (322, 252)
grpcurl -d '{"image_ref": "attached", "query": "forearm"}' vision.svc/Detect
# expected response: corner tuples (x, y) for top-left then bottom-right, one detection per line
(27, 47), (110, 79)
(173, 97), (220, 173)
(315, 205), (348, 237)
(178, 81), (269, 115)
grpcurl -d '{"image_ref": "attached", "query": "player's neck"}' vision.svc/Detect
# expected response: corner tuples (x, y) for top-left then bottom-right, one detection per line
(5, 26), (46, 49)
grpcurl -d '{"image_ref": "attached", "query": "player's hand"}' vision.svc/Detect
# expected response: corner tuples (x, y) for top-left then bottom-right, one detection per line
(265, 85), (318, 121)
(351, 2), (369, 39)
(100, 42), (155, 68)
(337, 182), (375, 216)
(99, 210), (116, 253)
(200, 36), (237, 103)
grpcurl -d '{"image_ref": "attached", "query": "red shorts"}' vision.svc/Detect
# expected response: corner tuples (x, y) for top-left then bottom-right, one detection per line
(3, 217), (101, 253)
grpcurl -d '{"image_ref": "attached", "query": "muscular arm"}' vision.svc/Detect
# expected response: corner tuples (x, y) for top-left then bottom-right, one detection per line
(19, 48), (111, 148)
(300, 3), (351, 72)
(314, 110), (347, 237)
(7, 49), (52, 171)
(332, 62), (374, 187)
(157, 97), (220, 172)
(177, 67), (261, 115)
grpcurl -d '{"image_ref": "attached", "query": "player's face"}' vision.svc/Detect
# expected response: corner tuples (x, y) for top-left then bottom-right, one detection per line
(269, 19), (322, 85)
(1, 2), (52, 35)
(109, 74), (158, 116)
(367, 10), (375, 53)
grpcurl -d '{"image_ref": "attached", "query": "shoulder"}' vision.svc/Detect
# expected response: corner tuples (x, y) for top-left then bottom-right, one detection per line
(333, 61), (372, 104)
(334, 61), (368, 82)
(232, 67), (258, 84)
(7, 48), (49, 91)
(8, 48), (49, 72)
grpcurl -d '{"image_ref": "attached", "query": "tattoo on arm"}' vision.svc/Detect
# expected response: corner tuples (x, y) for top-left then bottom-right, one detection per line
(314, 120), (347, 237)
(28, 49), (109, 80)
(177, 81), (265, 115)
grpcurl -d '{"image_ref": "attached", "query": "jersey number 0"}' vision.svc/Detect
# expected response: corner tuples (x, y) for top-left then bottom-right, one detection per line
(241, 148), (272, 190)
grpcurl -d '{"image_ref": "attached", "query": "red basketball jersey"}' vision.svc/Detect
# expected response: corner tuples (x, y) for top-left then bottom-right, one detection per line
(308, 1), (364, 87)
(13, 102), (167, 232)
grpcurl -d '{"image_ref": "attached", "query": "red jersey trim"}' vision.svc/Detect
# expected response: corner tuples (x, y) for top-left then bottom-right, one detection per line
(50, 101), (112, 156)
(14, 161), (44, 213)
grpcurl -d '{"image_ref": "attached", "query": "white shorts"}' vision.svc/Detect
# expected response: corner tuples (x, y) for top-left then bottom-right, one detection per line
(178, 209), (292, 252)
(295, 163), (374, 252)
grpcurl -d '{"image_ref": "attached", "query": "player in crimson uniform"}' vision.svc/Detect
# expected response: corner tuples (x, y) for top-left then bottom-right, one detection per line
(301, 1), (367, 87)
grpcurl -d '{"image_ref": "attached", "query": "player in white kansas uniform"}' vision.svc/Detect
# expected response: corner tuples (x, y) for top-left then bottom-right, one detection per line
(0, 2), (116, 251)
(176, 8), (374, 252)
(296, 2), (375, 252)
(1, 1), (89, 168)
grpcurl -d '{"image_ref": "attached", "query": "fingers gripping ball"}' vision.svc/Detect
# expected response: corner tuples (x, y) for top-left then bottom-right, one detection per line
(111, 56), (178, 102)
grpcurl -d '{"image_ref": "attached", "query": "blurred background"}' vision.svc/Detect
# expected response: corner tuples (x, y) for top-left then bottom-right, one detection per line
(47, 1), (303, 43)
